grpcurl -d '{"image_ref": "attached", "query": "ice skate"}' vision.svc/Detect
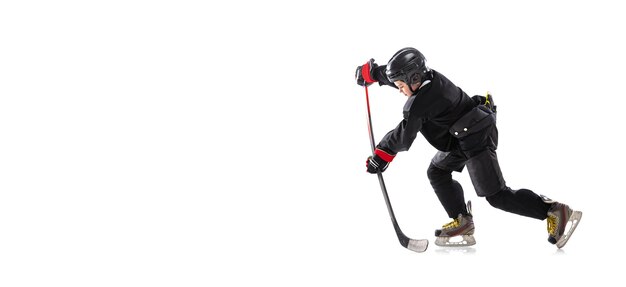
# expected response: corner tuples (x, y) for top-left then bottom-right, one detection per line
(542, 195), (582, 248)
(435, 201), (476, 247)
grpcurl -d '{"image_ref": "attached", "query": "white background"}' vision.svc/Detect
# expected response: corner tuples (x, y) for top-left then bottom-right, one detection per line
(1, 0), (624, 286)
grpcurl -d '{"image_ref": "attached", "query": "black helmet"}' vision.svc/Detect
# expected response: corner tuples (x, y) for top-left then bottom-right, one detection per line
(385, 47), (430, 87)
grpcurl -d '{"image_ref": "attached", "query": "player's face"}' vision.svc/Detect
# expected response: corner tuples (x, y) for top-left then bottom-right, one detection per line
(394, 81), (419, 97)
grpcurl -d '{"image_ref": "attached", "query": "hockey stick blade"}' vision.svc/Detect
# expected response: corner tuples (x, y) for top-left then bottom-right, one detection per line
(365, 85), (429, 253)
(408, 239), (429, 252)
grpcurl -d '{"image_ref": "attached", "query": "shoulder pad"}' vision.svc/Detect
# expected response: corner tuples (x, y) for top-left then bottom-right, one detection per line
(403, 95), (417, 118)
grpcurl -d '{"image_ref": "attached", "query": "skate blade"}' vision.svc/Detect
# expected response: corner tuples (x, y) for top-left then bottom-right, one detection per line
(556, 210), (582, 248)
(435, 235), (476, 247)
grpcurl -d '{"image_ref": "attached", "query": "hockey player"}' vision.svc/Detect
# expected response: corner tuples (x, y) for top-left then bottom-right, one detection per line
(356, 47), (582, 248)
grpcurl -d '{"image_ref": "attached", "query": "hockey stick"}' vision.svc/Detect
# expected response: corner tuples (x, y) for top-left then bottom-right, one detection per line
(364, 85), (428, 253)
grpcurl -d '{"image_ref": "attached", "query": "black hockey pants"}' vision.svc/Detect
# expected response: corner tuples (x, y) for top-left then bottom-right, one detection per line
(427, 107), (550, 220)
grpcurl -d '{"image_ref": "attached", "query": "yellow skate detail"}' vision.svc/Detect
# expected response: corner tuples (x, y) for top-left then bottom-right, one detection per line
(547, 215), (558, 236)
(442, 218), (460, 229)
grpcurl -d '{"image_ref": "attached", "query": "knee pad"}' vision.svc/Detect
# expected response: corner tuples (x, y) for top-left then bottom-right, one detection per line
(485, 186), (515, 209)
(486, 192), (502, 208)
(427, 163), (450, 182)
(427, 163), (458, 190)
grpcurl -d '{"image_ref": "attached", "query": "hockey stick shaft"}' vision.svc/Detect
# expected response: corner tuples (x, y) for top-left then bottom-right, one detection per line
(364, 85), (428, 252)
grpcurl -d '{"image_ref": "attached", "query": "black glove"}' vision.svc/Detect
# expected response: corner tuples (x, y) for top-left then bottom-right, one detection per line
(471, 93), (496, 112)
(366, 148), (396, 174)
(355, 58), (378, 87)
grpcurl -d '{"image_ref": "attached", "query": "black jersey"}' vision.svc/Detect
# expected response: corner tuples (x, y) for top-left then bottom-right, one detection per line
(373, 67), (475, 153)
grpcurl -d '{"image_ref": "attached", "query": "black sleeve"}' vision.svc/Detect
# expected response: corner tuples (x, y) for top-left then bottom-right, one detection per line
(377, 96), (424, 154)
(372, 65), (398, 89)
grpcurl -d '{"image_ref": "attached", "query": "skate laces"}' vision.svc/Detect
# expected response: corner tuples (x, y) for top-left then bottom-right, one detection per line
(547, 214), (558, 235)
(442, 218), (460, 229)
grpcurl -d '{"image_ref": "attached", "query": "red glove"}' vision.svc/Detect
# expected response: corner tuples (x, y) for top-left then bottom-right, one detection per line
(355, 59), (378, 87)
(366, 148), (396, 173)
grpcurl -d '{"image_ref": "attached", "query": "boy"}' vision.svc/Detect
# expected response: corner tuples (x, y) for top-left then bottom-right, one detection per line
(356, 47), (582, 247)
